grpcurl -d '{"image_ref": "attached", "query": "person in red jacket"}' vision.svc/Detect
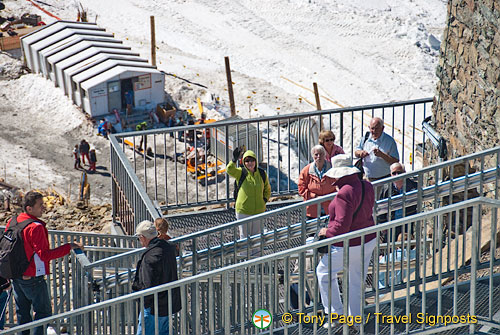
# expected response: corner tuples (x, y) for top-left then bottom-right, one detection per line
(6, 191), (84, 335)
(315, 155), (376, 328)
(298, 145), (337, 219)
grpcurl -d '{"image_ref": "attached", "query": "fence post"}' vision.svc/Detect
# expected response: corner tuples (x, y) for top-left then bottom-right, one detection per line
(469, 204), (479, 334)
(313, 82), (323, 131)
(223, 271), (231, 335)
(224, 57), (236, 117)
(150, 16), (156, 67)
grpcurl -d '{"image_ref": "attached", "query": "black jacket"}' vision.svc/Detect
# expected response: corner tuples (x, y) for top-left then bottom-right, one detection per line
(79, 141), (90, 154)
(378, 178), (418, 223)
(132, 238), (181, 315)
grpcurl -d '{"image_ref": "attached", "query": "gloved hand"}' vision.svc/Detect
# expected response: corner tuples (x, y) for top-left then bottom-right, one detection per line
(232, 147), (241, 163)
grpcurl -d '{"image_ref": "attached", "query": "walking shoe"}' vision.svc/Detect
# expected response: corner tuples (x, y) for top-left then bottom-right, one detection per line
(323, 320), (340, 329)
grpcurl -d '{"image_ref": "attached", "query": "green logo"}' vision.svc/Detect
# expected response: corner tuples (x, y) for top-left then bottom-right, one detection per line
(252, 309), (272, 329)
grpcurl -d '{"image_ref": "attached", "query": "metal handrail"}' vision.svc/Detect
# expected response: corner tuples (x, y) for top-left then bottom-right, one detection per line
(109, 133), (162, 233)
(0, 228), (140, 329)
(114, 98), (433, 138)
(422, 115), (447, 159)
(84, 145), (500, 266)
(72, 152), (498, 282)
(109, 98), (433, 231)
(4, 197), (499, 334)
(8, 143), (487, 332)
(28, 144), (494, 331)
(62, 145), (500, 323)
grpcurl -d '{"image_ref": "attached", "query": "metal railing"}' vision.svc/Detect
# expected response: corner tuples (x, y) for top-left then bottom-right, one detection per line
(3, 144), (494, 330)
(110, 135), (162, 234)
(0, 229), (139, 329)
(4, 197), (500, 335)
(71, 146), (500, 312)
(109, 98), (433, 233)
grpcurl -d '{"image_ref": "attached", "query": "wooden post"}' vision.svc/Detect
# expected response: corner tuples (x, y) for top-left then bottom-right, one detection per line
(224, 56), (236, 117)
(67, 183), (72, 205)
(197, 97), (204, 117)
(313, 82), (323, 130)
(150, 16), (156, 67)
(27, 160), (31, 190)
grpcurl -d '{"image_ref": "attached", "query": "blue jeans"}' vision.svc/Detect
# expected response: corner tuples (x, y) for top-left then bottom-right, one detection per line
(137, 307), (169, 335)
(0, 290), (8, 330)
(12, 276), (52, 335)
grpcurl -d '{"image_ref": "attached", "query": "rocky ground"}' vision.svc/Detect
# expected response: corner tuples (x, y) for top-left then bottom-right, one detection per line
(0, 188), (111, 233)
(0, 52), (116, 204)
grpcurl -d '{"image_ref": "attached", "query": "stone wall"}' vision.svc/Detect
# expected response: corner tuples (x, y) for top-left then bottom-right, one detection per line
(426, 0), (500, 165)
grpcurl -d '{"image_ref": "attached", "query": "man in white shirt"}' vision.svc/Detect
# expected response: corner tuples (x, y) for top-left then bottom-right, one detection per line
(355, 117), (399, 181)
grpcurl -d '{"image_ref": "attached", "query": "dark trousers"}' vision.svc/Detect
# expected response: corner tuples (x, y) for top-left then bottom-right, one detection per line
(0, 290), (8, 330)
(12, 276), (52, 335)
(74, 157), (82, 169)
(139, 135), (148, 151)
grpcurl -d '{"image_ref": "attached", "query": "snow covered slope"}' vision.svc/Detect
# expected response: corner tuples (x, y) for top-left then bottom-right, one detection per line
(0, 0), (447, 201)
(4, 0), (446, 114)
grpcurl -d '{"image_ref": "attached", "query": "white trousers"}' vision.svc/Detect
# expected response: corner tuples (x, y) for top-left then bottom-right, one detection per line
(316, 238), (376, 316)
(236, 212), (263, 256)
(235, 212), (263, 239)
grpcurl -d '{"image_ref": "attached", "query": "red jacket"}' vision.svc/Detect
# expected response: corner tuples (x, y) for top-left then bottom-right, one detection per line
(6, 213), (71, 277)
(298, 162), (337, 218)
(326, 174), (377, 246)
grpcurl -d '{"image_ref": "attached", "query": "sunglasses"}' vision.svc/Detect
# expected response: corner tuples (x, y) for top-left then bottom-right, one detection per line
(391, 170), (404, 175)
(324, 138), (334, 142)
(244, 159), (256, 163)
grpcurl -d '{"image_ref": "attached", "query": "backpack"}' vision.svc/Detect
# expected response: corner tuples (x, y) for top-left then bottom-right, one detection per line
(0, 216), (35, 279)
(233, 167), (267, 200)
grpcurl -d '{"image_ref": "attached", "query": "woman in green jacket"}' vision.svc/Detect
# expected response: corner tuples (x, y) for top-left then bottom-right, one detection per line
(227, 148), (271, 240)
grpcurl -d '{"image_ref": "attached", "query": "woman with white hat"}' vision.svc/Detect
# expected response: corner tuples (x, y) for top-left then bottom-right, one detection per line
(316, 154), (377, 325)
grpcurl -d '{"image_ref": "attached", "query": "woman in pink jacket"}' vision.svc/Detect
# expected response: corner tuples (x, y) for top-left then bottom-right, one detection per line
(298, 145), (337, 219)
(316, 154), (377, 326)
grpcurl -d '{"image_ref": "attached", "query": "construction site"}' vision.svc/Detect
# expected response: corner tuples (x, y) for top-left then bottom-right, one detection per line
(1, 0), (500, 334)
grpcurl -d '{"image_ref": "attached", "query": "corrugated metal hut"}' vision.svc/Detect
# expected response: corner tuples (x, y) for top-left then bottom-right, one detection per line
(20, 21), (165, 118)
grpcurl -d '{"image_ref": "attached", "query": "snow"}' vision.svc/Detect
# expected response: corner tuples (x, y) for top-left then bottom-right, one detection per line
(2, 74), (86, 132)
(0, 0), (447, 202)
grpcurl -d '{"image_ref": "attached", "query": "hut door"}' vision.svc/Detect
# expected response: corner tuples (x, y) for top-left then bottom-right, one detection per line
(107, 81), (121, 112)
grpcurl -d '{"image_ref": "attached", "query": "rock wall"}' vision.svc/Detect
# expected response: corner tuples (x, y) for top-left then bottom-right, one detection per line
(427, 0), (500, 165)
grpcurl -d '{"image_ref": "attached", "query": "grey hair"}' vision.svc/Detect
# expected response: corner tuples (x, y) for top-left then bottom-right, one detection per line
(372, 117), (384, 127)
(390, 162), (405, 172)
(311, 145), (326, 156)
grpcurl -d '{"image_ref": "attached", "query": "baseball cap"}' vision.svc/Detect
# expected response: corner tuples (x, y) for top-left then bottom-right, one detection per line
(135, 220), (157, 239)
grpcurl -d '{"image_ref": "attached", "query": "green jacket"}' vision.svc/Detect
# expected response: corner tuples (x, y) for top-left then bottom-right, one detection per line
(227, 150), (271, 215)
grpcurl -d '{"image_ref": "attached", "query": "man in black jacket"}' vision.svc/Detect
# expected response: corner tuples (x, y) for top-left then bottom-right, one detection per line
(379, 162), (418, 242)
(132, 220), (181, 335)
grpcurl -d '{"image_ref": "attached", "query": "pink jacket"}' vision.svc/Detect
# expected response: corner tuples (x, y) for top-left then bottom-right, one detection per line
(324, 144), (345, 162)
(298, 162), (337, 218)
(326, 174), (377, 246)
